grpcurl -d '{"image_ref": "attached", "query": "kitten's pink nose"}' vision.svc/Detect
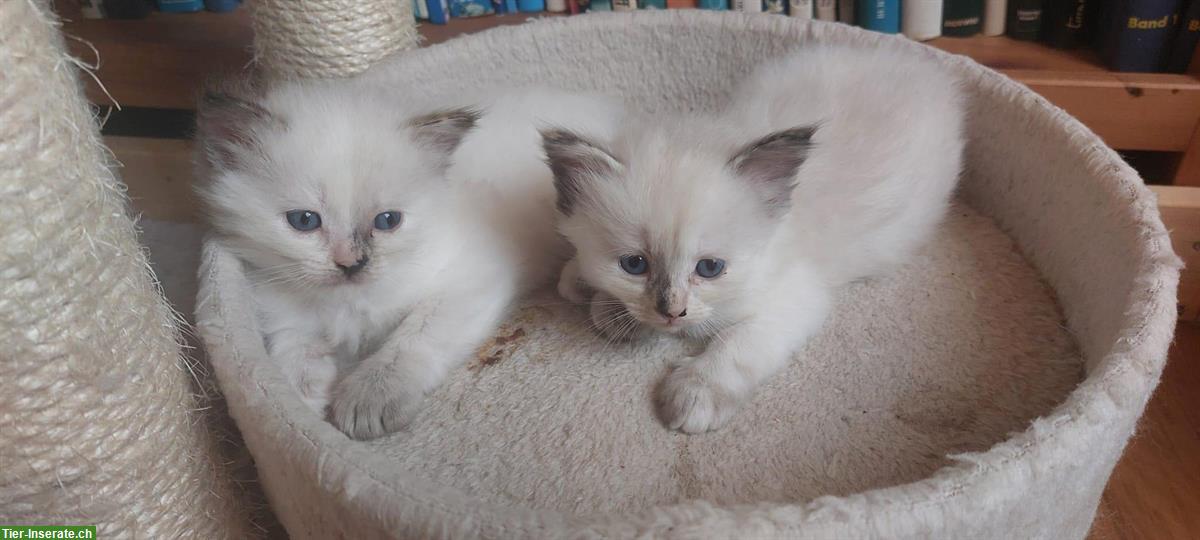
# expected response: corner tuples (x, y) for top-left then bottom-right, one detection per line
(331, 243), (361, 268)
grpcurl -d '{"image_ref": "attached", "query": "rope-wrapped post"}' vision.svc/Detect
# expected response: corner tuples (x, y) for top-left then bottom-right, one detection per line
(0, 0), (256, 536)
(253, 0), (418, 79)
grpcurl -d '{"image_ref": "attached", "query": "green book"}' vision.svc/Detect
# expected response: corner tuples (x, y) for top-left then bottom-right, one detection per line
(943, 0), (983, 36)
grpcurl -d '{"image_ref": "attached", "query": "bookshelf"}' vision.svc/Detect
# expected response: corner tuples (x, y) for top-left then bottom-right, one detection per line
(58, 8), (1200, 184)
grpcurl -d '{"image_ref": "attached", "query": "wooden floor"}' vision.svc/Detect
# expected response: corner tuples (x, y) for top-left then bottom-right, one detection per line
(48, 2), (1200, 536)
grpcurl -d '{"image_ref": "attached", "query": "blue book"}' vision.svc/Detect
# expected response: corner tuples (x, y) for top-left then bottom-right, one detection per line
(517, 0), (544, 11)
(856, 0), (899, 32)
(449, 0), (494, 16)
(697, 0), (726, 8)
(641, 0), (665, 7)
(590, 0), (612, 9)
(426, 0), (449, 24)
(1102, 0), (1186, 72)
(1167, 0), (1200, 72)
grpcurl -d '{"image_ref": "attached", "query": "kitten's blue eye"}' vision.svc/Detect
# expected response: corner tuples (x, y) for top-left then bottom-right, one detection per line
(285, 210), (321, 231)
(696, 258), (726, 278)
(619, 254), (648, 275)
(374, 211), (402, 230)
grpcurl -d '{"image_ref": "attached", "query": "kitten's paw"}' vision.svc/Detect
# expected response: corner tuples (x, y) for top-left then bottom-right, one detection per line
(590, 291), (655, 342)
(557, 259), (590, 304)
(296, 356), (338, 414)
(657, 362), (741, 433)
(331, 364), (422, 440)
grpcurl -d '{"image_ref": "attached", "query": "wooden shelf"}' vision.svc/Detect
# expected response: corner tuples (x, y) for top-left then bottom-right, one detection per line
(52, 5), (1200, 179)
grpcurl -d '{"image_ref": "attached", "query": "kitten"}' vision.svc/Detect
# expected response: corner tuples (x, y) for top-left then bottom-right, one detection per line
(196, 78), (620, 439)
(544, 46), (964, 433)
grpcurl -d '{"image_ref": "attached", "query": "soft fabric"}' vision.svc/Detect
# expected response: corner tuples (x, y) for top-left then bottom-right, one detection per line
(195, 12), (1181, 539)
(0, 0), (257, 536)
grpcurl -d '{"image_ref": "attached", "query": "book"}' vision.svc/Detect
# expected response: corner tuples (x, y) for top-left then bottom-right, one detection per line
(837, 0), (854, 23)
(517, 0), (544, 12)
(1167, 0), (1200, 72)
(641, 0), (667, 8)
(942, 0), (983, 36)
(697, 0), (727, 8)
(765, 0), (786, 13)
(416, 0), (431, 18)
(547, 0), (567, 12)
(1006, 0), (1043, 40)
(666, 0), (697, 7)
(902, 0), (942, 39)
(450, 0), (495, 16)
(590, 0), (613, 9)
(983, 0), (1006, 35)
(790, 0), (813, 17)
(856, 0), (899, 33)
(1041, 0), (1088, 48)
(737, 0), (763, 13)
(815, 0), (835, 19)
(1101, 0), (1186, 72)
(157, 0), (204, 12)
(612, 0), (637, 9)
(427, 0), (450, 23)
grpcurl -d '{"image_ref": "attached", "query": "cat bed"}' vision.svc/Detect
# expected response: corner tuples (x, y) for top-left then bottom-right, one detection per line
(195, 12), (1180, 539)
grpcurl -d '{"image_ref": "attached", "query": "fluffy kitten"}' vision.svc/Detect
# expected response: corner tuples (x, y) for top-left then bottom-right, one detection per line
(545, 46), (965, 433)
(196, 78), (620, 439)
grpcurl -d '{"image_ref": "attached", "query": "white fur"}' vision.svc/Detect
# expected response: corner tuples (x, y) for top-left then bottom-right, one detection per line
(554, 46), (965, 432)
(198, 81), (621, 438)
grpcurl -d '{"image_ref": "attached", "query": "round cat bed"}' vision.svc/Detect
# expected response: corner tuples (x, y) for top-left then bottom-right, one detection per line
(195, 12), (1181, 539)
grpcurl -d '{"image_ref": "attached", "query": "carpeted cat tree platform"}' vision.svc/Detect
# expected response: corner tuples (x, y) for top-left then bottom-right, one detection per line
(189, 10), (1182, 540)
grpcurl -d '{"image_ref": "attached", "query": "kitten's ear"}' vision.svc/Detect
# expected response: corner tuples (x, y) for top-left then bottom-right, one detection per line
(407, 108), (481, 166)
(195, 78), (281, 171)
(540, 128), (622, 215)
(727, 126), (817, 217)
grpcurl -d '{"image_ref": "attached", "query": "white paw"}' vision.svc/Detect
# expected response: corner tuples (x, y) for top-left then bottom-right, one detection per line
(295, 357), (338, 414)
(331, 363), (423, 440)
(657, 362), (741, 433)
(557, 266), (589, 304)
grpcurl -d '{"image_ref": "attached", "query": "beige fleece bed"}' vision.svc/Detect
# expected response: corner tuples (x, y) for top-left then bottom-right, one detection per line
(195, 12), (1179, 539)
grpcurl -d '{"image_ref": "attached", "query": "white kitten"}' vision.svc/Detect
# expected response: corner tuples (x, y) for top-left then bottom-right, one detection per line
(544, 46), (964, 433)
(196, 78), (620, 439)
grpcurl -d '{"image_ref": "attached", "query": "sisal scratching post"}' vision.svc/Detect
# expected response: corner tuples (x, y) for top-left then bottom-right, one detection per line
(0, 0), (255, 536)
(253, 0), (418, 79)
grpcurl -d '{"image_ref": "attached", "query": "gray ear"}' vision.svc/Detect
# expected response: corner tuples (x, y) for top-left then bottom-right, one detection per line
(407, 108), (481, 168)
(727, 126), (817, 217)
(541, 128), (622, 215)
(195, 78), (281, 171)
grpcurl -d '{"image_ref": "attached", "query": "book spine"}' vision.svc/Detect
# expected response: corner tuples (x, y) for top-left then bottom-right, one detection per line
(666, 0), (697, 7)
(902, 0), (942, 39)
(505, 0), (519, 11)
(1104, 0), (1186, 72)
(815, 0), (835, 19)
(1167, 0), (1200, 72)
(517, 0), (544, 11)
(450, 0), (496, 16)
(942, 0), (983, 36)
(427, 0), (450, 22)
(837, 0), (853, 23)
(1006, 0), (1043, 40)
(156, 0), (204, 12)
(764, 0), (786, 13)
(738, 0), (763, 13)
(490, 0), (504, 15)
(590, 0), (612, 9)
(789, 0), (813, 17)
(856, 0), (899, 32)
(1042, 0), (1088, 48)
(612, 0), (637, 10)
(547, 0), (567, 12)
(641, 0), (667, 8)
(697, 0), (727, 8)
(983, 0), (1006, 35)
